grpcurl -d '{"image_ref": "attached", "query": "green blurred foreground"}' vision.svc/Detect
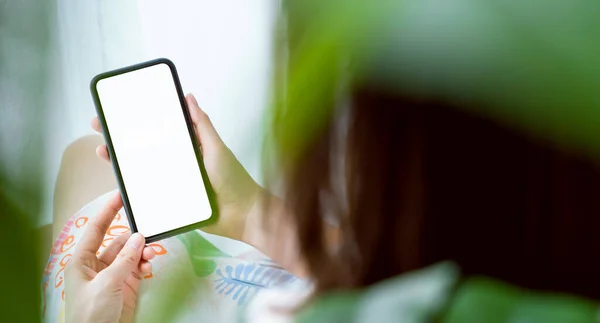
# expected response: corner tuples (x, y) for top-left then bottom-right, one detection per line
(297, 265), (600, 322)
(1, 0), (49, 321)
(3, 0), (600, 321)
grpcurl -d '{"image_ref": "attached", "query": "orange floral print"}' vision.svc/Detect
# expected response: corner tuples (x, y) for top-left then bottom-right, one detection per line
(148, 243), (167, 255)
(75, 216), (88, 228)
(60, 235), (75, 253)
(54, 253), (71, 288)
(106, 225), (130, 237)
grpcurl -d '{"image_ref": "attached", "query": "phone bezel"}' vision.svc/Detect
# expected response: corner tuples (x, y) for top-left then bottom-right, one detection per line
(90, 58), (218, 243)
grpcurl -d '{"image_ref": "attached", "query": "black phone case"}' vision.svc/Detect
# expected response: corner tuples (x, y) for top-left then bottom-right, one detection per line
(90, 58), (218, 243)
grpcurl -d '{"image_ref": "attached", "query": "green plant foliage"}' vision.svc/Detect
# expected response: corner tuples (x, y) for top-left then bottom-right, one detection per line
(178, 230), (230, 277)
(0, 190), (41, 322)
(135, 263), (199, 323)
(442, 278), (598, 323)
(0, 0), (52, 322)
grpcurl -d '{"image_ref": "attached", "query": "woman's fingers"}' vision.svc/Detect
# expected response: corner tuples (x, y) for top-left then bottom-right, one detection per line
(99, 234), (154, 266)
(91, 117), (111, 162)
(185, 93), (224, 153)
(142, 246), (155, 261)
(91, 117), (102, 133)
(98, 234), (154, 278)
(138, 260), (152, 274)
(74, 192), (123, 260)
(96, 144), (110, 162)
(102, 233), (145, 283)
(98, 232), (131, 267)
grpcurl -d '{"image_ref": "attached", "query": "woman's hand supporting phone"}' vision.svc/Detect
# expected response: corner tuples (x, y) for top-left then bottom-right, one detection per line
(90, 94), (307, 278)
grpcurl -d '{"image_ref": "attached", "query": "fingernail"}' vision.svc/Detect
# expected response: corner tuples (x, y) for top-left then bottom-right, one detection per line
(128, 233), (144, 249)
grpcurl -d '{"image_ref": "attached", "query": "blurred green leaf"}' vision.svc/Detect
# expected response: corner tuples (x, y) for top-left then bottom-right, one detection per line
(0, 0), (52, 322)
(442, 278), (598, 323)
(0, 187), (41, 322)
(136, 263), (199, 323)
(296, 292), (360, 323)
(178, 231), (230, 277)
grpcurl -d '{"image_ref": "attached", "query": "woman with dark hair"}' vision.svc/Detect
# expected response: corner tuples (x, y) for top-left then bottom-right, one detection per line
(58, 0), (600, 322)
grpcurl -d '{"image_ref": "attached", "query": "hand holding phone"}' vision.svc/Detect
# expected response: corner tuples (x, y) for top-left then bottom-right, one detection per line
(91, 58), (217, 242)
(91, 58), (264, 244)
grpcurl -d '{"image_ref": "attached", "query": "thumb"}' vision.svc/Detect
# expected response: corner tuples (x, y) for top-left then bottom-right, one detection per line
(185, 93), (224, 152)
(102, 233), (145, 284)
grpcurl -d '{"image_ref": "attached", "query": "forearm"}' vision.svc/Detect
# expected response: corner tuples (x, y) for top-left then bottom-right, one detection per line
(242, 190), (308, 278)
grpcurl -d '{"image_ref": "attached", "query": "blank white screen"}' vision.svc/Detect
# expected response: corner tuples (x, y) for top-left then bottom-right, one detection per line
(96, 63), (211, 238)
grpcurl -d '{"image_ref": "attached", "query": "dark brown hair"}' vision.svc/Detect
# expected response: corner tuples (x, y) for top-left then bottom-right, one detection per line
(283, 86), (600, 300)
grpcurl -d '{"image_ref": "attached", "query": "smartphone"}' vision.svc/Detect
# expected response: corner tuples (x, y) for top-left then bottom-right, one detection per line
(90, 58), (217, 243)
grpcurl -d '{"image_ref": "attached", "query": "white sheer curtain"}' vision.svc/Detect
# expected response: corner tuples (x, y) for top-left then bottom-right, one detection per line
(43, 0), (277, 225)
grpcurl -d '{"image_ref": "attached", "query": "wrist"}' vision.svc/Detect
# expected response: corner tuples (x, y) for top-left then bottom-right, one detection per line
(240, 187), (268, 247)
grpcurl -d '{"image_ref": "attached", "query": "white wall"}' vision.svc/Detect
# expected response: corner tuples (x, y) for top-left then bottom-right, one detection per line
(42, 0), (276, 225)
